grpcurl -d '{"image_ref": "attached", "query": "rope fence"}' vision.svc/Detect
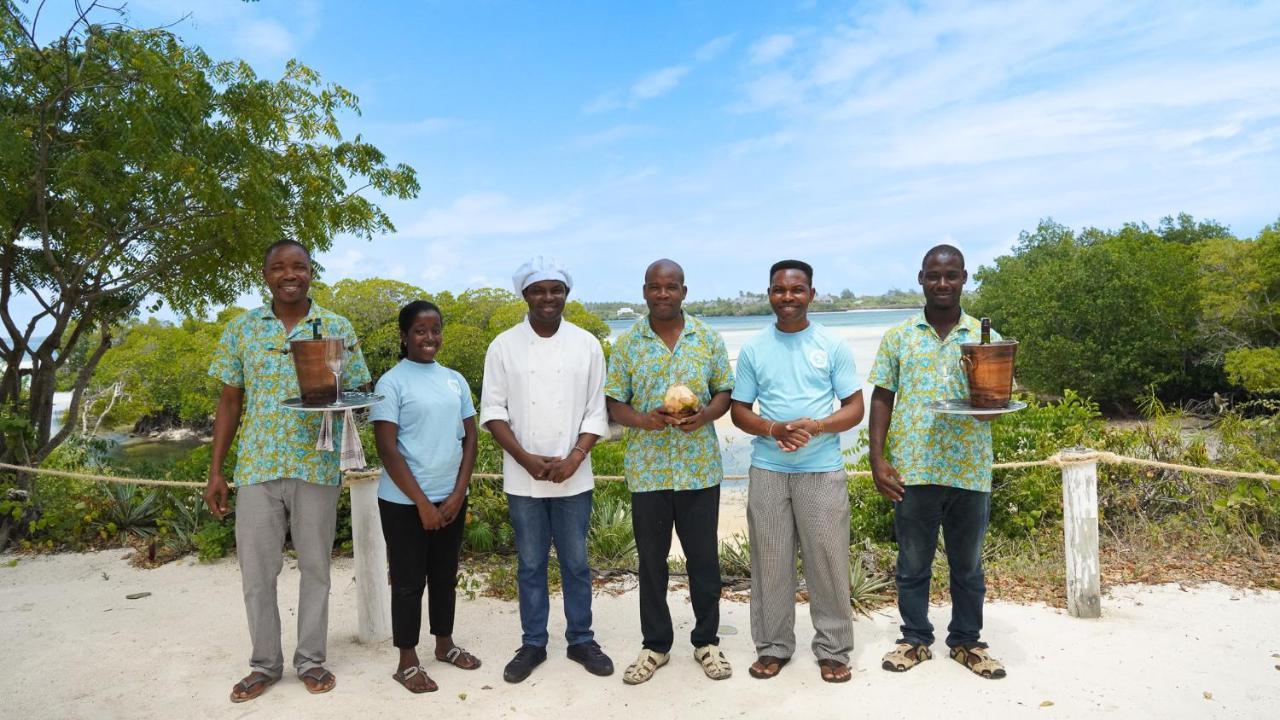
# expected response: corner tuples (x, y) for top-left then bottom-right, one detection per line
(3, 450), (1277, 490)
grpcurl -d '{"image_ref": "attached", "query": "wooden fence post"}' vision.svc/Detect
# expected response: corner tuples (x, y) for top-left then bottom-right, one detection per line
(1060, 447), (1101, 618)
(348, 474), (392, 642)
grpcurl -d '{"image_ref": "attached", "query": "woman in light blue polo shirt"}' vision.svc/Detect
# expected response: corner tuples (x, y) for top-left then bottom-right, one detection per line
(372, 300), (480, 693)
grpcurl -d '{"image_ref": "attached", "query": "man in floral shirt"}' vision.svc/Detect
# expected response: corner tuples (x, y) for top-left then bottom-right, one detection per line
(204, 240), (369, 703)
(869, 244), (1006, 680)
(606, 259), (734, 684)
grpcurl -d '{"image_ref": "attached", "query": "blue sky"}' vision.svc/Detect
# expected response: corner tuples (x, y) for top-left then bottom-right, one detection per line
(22, 0), (1280, 311)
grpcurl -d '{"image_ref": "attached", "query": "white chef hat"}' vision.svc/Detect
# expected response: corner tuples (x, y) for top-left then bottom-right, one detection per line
(512, 256), (573, 294)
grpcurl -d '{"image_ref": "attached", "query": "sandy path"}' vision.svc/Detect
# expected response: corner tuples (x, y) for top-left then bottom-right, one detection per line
(2, 551), (1277, 719)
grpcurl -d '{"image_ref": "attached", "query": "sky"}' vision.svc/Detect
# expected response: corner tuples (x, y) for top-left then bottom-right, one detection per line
(17, 0), (1280, 315)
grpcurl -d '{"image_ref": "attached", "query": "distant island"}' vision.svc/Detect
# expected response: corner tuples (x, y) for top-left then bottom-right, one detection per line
(586, 288), (923, 319)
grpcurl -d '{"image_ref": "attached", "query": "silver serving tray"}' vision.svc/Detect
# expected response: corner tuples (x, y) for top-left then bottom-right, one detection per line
(926, 399), (1027, 415)
(282, 392), (384, 411)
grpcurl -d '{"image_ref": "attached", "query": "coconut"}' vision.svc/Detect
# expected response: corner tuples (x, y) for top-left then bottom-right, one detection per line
(662, 384), (701, 417)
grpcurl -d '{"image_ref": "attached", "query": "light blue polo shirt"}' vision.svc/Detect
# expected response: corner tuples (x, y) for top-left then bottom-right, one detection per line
(370, 359), (475, 504)
(732, 322), (859, 473)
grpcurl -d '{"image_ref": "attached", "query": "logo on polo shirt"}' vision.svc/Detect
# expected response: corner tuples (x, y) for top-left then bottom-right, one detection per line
(447, 378), (462, 396)
(809, 349), (828, 369)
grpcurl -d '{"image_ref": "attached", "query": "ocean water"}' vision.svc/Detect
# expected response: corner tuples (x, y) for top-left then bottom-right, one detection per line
(606, 309), (917, 479)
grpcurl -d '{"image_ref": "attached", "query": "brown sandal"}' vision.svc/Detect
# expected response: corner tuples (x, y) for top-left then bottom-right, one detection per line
(299, 666), (337, 694)
(818, 658), (852, 683)
(392, 665), (438, 693)
(229, 672), (277, 703)
(950, 643), (1006, 679)
(437, 646), (482, 670)
(748, 655), (790, 679)
(882, 642), (932, 672)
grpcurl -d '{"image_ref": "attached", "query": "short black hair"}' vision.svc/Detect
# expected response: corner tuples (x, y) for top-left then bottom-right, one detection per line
(769, 259), (813, 284)
(397, 300), (443, 359)
(263, 239), (311, 266)
(922, 244), (964, 269)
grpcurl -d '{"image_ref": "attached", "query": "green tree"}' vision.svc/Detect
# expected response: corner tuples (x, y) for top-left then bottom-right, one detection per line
(970, 217), (1223, 410)
(311, 278), (430, 342)
(0, 4), (418, 482)
(85, 317), (228, 432)
(311, 278), (429, 379)
(1199, 220), (1280, 394)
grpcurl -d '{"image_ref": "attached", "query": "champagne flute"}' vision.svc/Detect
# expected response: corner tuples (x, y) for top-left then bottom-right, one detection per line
(324, 337), (347, 406)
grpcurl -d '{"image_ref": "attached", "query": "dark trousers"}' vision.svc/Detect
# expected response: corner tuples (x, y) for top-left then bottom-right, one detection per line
(893, 484), (990, 648)
(632, 484), (722, 654)
(378, 497), (468, 649)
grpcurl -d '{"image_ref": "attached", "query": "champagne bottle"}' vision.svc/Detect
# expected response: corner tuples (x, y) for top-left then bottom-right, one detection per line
(980, 317), (991, 344)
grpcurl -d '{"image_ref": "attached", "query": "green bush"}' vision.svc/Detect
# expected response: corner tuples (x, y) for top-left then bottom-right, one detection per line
(988, 391), (1102, 537)
(586, 495), (636, 569)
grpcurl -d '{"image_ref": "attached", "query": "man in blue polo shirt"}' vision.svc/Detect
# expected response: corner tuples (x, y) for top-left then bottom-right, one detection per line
(730, 259), (864, 684)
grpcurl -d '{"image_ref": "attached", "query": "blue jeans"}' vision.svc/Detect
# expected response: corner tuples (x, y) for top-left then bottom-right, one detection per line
(506, 490), (595, 647)
(893, 484), (990, 648)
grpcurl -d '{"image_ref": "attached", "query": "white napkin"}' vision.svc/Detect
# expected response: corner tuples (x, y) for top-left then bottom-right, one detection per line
(316, 410), (334, 451)
(339, 408), (366, 470)
(314, 409), (367, 469)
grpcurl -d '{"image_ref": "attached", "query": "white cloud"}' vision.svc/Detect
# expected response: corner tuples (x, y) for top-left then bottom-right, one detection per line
(403, 194), (579, 239)
(631, 66), (690, 101)
(750, 34), (794, 65)
(128, 0), (321, 64)
(571, 124), (655, 148)
(695, 34), (735, 62)
(234, 18), (297, 60)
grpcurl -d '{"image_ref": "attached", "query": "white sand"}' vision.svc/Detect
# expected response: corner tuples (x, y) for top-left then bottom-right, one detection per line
(2, 551), (1277, 719)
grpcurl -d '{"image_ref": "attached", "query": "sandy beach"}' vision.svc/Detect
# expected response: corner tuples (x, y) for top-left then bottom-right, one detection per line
(2, 550), (1277, 719)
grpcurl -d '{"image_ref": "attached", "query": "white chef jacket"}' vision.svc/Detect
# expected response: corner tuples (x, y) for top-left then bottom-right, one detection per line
(479, 317), (610, 498)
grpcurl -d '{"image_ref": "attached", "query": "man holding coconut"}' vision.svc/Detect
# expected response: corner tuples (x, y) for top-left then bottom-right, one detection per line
(605, 259), (735, 684)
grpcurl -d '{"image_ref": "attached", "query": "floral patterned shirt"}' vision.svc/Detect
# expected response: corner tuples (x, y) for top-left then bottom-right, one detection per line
(208, 303), (370, 487)
(868, 310), (999, 493)
(604, 313), (734, 492)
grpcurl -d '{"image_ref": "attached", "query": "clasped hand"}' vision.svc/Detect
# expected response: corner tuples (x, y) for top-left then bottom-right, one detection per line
(768, 417), (821, 452)
(642, 406), (710, 433)
(521, 451), (583, 483)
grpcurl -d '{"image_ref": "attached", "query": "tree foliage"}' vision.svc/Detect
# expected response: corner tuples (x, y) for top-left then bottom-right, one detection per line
(0, 3), (418, 476)
(88, 316), (231, 431)
(1199, 220), (1280, 394)
(970, 215), (1229, 410)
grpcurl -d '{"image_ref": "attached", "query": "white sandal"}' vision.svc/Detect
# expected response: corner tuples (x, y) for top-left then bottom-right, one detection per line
(622, 649), (669, 685)
(694, 645), (733, 680)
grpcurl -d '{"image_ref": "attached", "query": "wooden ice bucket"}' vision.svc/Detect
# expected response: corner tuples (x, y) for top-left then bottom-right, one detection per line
(289, 338), (343, 406)
(959, 340), (1019, 409)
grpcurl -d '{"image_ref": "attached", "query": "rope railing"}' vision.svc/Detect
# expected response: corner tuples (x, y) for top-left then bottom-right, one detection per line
(2, 450), (1277, 489)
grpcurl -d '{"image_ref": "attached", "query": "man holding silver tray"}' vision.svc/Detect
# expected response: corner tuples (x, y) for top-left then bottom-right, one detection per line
(204, 239), (370, 703)
(867, 244), (1008, 681)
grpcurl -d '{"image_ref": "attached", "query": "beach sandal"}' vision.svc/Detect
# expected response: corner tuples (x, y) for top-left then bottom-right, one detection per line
(229, 672), (276, 703)
(694, 645), (732, 680)
(818, 659), (852, 683)
(438, 646), (482, 670)
(622, 649), (669, 685)
(392, 665), (438, 693)
(748, 655), (790, 679)
(882, 642), (932, 672)
(949, 643), (1006, 679)
(299, 666), (337, 694)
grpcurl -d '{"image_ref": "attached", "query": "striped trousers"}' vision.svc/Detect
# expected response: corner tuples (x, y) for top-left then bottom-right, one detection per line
(747, 466), (854, 664)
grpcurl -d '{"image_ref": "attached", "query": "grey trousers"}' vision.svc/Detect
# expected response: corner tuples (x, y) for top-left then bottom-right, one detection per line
(235, 478), (340, 679)
(747, 466), (853, 663)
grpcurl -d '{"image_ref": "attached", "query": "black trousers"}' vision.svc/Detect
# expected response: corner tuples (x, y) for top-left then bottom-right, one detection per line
(631, 484), (722, 653)
(378, 497), (468, 649)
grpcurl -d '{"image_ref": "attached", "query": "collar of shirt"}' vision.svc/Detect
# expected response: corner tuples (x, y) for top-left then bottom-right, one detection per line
(910, 309), (981, 344)
(635, 311), (700, 347)
(250, 300), (339, 341)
